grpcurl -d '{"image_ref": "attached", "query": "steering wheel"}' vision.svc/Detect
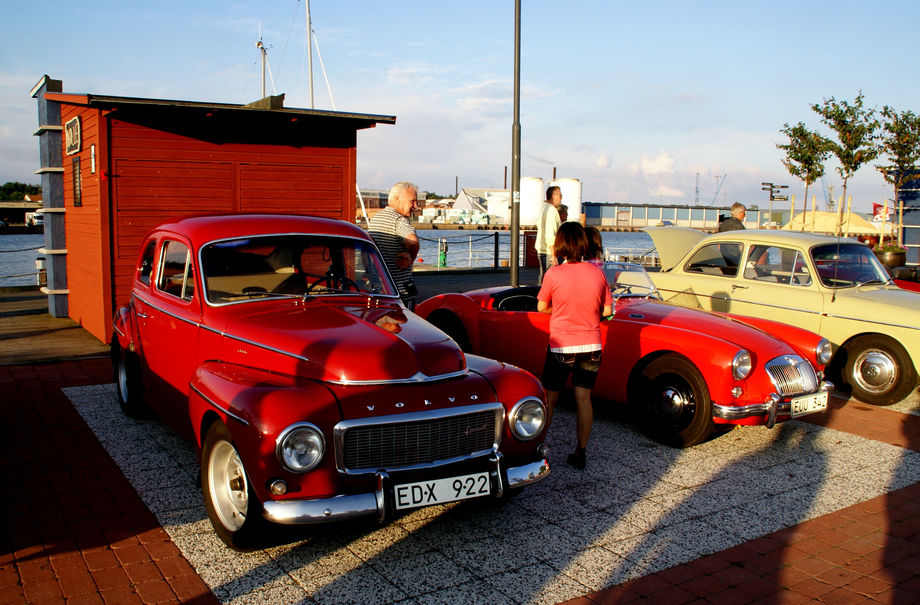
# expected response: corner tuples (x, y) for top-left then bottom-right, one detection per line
(306, 271), (361, 294)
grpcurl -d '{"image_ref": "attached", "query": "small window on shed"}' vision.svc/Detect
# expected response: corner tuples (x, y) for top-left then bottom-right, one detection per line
(138, 241), (156, 285)
(157, 240), (195, 300)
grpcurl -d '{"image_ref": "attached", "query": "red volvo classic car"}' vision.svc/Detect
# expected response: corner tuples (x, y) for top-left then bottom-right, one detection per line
(111, 214), (550, 549)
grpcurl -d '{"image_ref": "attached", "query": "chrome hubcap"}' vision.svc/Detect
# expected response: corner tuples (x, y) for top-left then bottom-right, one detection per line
(853, 350), (897, 394)
(208, 441), (248, 531)
(655, 383), (694, 427)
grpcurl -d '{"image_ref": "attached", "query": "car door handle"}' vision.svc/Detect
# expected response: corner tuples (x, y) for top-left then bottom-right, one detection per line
(731, 284), (748, 291)
(136, 312), (149, 318)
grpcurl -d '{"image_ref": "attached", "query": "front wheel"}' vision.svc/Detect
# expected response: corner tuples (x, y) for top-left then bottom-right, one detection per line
(635, 355), (713, 448)
(842, 335), (917, 406)
(201, 422), (263, 550)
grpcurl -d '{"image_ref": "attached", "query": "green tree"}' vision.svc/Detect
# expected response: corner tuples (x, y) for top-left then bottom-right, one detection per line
(777, 122), (832, 225)
(0, 181), (40, 201)
(877, 106), (920, 245)
(810, 91), (880, 231)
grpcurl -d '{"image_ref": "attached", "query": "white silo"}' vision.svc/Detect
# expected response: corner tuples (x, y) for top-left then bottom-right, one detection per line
(551, 178), (583, 222)
(520, 177), (545, 226)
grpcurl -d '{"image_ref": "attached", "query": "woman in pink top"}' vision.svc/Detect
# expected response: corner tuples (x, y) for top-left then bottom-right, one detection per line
(537, 222), (613, 469)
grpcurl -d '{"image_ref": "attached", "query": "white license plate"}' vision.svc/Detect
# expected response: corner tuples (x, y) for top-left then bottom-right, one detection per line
(394, 472), (491, 510)
(790, 391), (828, 418)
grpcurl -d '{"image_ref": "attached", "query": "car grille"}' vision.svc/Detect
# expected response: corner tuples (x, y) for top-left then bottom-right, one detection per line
(765, 355), (818, 396)
(336, 404), (502, 474)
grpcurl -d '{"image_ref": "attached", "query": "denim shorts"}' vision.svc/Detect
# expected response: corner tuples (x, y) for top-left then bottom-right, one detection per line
(541, 348), (603, 391)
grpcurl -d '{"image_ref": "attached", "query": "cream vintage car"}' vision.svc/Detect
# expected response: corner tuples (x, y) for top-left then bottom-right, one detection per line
(645, 227), (920, 406)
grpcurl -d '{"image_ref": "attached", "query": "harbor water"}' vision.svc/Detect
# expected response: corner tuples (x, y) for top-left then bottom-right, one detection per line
(414, 229), (654, 270)
(0, 230), (655, 287)
(0, 233), (44, 287)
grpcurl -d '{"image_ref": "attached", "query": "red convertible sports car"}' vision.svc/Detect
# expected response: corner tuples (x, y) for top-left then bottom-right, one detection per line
(416, 262), (834, 448)
(111, 214), (550, 549)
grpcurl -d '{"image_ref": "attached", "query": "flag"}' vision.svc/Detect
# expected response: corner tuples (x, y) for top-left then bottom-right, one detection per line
(873, 202), (892, 221)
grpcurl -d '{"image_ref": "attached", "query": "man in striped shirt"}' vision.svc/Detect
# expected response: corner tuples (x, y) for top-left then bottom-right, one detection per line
(368, 181), (420, 308)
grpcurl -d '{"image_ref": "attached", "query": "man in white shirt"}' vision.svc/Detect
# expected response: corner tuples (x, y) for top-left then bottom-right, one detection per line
(535, 186), (562, 283)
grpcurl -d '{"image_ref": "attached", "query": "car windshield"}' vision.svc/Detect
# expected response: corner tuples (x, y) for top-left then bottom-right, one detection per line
(201, 234), (399, 304)
(810, 243), (891, 288)
(602, 261), (661, 300)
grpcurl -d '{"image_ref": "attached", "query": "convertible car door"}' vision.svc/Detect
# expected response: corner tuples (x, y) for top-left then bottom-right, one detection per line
(477, 305), (550, 378)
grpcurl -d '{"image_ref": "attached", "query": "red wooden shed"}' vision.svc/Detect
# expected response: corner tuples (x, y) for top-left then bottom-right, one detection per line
(31, 76), (395, 343)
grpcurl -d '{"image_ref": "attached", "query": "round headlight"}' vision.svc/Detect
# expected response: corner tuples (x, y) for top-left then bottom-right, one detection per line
(277, 423), (325, 473)
(816, 338), (833, 366)
(732, 350), (752, 380)
(509, 397), (546, 441)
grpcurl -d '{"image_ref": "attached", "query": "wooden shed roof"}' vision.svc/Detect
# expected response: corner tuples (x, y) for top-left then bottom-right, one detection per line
(42, 91), (395, 146)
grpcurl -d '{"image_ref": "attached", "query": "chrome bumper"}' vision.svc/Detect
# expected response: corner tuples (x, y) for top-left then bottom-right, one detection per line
(262, 457), (551, 525)
(712, 381), (834, 429)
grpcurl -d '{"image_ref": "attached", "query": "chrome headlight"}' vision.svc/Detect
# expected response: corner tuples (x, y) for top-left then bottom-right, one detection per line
(509, 397), (546, 441)
(276, 423), (325, 473)
(816, 338), (833, 366)
(732, 350), (752, 380)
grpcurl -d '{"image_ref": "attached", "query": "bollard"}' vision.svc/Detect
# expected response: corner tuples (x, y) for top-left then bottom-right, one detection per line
(437, 239), (448, 267)
(35, 256), (47, 287)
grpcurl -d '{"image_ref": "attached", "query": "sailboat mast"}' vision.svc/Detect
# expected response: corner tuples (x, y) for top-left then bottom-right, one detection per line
(256, 39), (267, 98)
(306, 0), (314, 108)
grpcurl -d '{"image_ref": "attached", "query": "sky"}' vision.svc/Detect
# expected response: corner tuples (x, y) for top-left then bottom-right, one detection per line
(1, 0), (917, 213)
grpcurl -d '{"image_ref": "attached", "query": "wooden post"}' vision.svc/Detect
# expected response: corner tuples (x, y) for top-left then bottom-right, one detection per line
(843, 196), (853, 239)
(836, 196), (843, 237)
(810, 194), (816, 233)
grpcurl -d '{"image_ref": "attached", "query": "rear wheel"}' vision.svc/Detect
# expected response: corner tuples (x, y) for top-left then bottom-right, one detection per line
(201, 422), (263, 550)
(111, 341), (146, 417)
(842, 335), (917, 406)
(636, 355), (713, 448)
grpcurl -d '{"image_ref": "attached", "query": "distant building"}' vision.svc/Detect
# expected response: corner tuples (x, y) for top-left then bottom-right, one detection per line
(585, 202), (769, 231)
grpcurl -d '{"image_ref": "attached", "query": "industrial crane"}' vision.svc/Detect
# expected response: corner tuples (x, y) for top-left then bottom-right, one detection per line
(710, 174), (727, 205)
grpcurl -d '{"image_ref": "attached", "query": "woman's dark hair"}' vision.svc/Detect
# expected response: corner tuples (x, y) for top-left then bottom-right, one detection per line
(553, 221), (588, 262)
(585, 226), (604, 260)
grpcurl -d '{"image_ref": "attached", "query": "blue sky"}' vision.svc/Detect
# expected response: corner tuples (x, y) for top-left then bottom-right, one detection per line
(1, 0), (916, 212)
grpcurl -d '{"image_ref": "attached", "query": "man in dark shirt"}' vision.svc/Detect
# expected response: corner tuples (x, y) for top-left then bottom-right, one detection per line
(718, 202), (746, 232)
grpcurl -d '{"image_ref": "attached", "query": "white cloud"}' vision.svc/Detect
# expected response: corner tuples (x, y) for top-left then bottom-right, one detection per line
(638, 151), (676, 175)
(595, 153), (610, 170)
(649, 184), (684, 198)
(386, 66), (430, 85)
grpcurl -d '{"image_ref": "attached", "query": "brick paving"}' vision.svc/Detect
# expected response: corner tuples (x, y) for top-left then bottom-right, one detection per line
(0, 358), (217, 605)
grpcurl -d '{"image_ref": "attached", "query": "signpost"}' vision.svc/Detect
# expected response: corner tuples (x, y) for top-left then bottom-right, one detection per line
(761, 182), (789, 227)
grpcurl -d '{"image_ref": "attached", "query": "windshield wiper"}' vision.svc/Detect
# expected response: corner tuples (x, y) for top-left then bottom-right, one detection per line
(856, 277), (892, 287)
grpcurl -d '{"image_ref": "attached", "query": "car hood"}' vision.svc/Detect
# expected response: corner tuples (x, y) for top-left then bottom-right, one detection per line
(219, 300), (466, 383)
(829, 284), (920, 325)
(643, 226), (708, 272)
(621, 298), (792, 356)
